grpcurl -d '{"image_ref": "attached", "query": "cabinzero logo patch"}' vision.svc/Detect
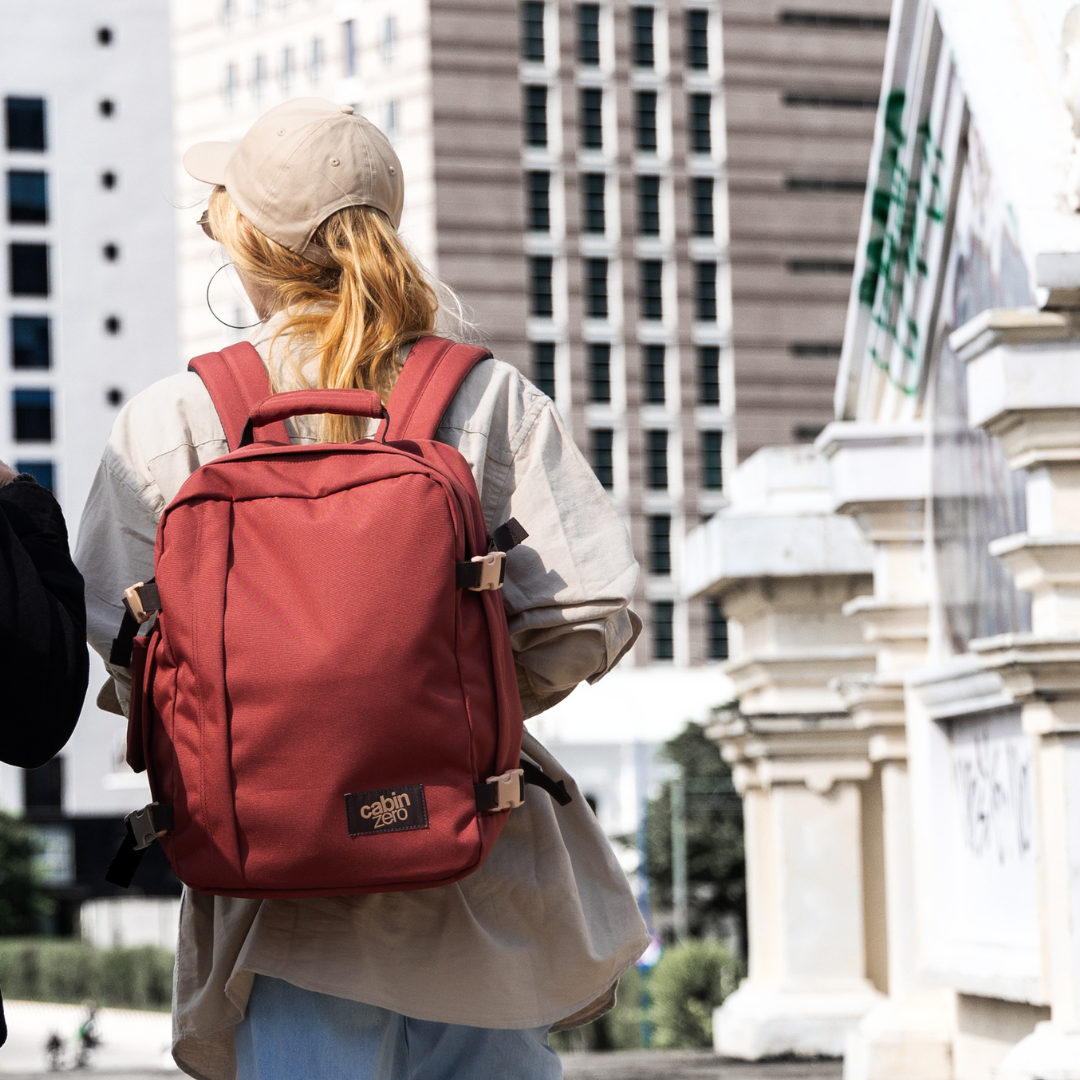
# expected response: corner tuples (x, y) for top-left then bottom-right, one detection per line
(345, 785), (429, 837)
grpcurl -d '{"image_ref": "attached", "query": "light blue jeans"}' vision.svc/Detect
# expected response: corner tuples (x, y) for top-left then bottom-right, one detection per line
(235, 975), (563, 1080)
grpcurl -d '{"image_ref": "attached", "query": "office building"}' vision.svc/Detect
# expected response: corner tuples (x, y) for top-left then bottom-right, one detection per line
(722, 0), (891, 459)
(172, 0), (734, 669)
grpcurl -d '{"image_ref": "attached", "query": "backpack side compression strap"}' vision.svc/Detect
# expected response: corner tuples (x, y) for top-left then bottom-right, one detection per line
(385, 337), (494, 443)
(188, 341), (290, 452)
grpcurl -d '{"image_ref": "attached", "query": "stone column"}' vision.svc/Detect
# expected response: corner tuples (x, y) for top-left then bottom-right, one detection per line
(818, 422), (954, 1080)
(958, 310), (1080, 1079)
(683, 446), (882, 1058)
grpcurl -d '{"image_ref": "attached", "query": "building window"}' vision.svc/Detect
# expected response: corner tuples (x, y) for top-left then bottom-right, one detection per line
(343, 20), (357, 76)
(10, 244), (49, 296)
(794, 423), (825, 442)
(636, 91), (658, 152)
(522, 1), (545, 62)
(531, 255), (554, 317)
(7, 171), (48, 224)
(692, 176), (714, 237)
(695, 261), (717, 321)
(633, 7), (655, 68)
(578, 3), (600, 66)
(588, 342), (611, 402)
(309, 38), (325, 85)
(640, 260), (663, 320)
(280, 47), (295, 93)
(638, 174), (660, 235)
(223, 63), (239, 107)
(382, 17), (396, 63)
(6, 98), (46, 152)
(252, 54), (267, 99)
(590, 427), (614, 489)
(707, 599), (728, 660)
(690, 94), (711, 154)
(783, 92), (879, 110)
(13, 388), (53, 442)
(23, 755), (63, 813)
(779, 11), (890, 29)
(11, 316), (50, 369)
(533, 341), (556, 397)
(582, 172), (605, 234)
(646, 429), (668, 489)
(525, 86), (548, 147)
(585, 258), (608, 318)
(687, 9), (709, 69)
(790, 341), (843, 358)
(702, 430), (723, 489)
(788, 258), (856, 275)
(527, 171), (551, 232)
(698, 344), (720, 404)
(648, 515), (671, 574)
(652, 600), (675, 659)
(15, 460), (54, 491)
(580, 88), (603, 149)
(643, 344), (665, 404)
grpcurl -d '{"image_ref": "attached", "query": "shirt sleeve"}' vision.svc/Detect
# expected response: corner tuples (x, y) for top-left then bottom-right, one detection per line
(0, 479), (89, 767)
(74, 452), (161, 712)
(489, 398), (641, 718)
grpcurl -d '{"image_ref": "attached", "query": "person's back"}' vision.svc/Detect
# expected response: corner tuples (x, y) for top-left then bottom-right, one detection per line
(77, 97), (646, 1080)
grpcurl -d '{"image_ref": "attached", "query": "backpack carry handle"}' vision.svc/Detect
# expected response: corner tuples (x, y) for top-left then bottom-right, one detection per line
(240, 389), (388, 447)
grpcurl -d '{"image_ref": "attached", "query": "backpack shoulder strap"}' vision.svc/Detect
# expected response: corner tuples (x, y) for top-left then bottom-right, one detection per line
(188, 341), (289, 451)
(385, 336), (494, 442)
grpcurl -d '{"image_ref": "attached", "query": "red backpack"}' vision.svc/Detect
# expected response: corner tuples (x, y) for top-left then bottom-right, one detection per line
(106, 336), (569, 897)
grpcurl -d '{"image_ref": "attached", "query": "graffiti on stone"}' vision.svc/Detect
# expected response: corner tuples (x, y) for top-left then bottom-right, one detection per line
(951, 723), (1033, 865)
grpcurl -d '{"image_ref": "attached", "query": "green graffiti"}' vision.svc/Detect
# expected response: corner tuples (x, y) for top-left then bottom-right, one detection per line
(857, 90), (947, 395)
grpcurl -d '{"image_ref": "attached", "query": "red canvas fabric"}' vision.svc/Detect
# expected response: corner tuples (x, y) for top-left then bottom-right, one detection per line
(125, 338), (525, 898)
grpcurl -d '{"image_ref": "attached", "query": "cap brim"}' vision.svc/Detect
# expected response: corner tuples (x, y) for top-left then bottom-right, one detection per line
(183, 141), (238, 185)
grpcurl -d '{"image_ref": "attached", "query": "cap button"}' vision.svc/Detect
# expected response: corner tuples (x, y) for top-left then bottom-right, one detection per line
(340, 105), (355, 114)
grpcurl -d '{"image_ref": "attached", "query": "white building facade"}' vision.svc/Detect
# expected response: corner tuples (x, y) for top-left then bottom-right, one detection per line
(688, 0), (1080, 1077)
(0, 0), (179, 931)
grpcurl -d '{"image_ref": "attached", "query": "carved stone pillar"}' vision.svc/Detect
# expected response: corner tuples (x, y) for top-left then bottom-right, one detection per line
(959, 311), (1080, 1079)
(818, 422), (954, 1080)
(684, 446), (882, 1058)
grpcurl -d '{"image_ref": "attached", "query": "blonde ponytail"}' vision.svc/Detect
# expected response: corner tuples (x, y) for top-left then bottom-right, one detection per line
(206, 187), (438, 442)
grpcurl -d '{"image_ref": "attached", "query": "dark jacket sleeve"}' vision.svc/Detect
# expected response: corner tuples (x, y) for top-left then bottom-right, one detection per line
(0, 478), (89, 768)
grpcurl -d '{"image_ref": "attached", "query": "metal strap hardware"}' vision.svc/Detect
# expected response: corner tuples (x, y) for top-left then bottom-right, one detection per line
(125, 803), (173, 850)
(468, 551), (505, 592)
(123, 582), (160, 625)
(484, 769), (525, 812)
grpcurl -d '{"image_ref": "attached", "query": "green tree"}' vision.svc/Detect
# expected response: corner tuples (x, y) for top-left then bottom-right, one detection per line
(646, 720), (744, 939)
(0, 812), (54, 935)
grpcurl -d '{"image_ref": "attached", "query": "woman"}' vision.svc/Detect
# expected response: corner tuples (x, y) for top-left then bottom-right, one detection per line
(77, 98), (646, 1080)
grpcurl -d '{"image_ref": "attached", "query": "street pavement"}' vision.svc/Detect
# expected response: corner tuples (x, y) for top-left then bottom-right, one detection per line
(0, 1002), (843, 1079)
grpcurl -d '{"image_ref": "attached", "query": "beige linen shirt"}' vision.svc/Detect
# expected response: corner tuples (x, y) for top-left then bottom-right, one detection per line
(75, 321), (649, 1080)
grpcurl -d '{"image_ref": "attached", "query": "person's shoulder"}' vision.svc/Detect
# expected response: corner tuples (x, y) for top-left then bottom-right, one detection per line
(106, 371), (224, 475)
(444, 351), (550, 434)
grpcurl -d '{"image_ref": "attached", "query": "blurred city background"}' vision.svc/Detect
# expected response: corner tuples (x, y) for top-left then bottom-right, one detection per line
(0, 0), (1079, 1078)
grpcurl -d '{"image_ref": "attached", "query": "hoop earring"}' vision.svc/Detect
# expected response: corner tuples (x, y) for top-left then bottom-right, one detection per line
(206, 263), (263, 330)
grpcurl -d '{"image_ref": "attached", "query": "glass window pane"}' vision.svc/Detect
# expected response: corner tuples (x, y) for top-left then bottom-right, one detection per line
(588, 342), (611, 402)
(640, 260), (663, 320)
(522, 1), (545, 62)
(525, 85), (548, 147)
(532, 341), (556, 397)
(6, 97), (46, 151)
(692, 176), (713, 237)
(15, 459), (54, 491)
(582, 173), (605, 233)
(690, 93), (711, 154)
(7, 171), (48, 224)
(707, 598), (728, 660)
(646, 429), (668, 490)
(698, 345), (720, 404)
(633, 7), (655, 68)
(528, 171), (551, 232)
(702, 430), (723, 489)
(649, 516), (672, 575)
(644, 345), (665, 404)
(652, 600), (674, 659)
(9, 243), (49, 296)
(687, 9), (708, 70)
(13, 388), (53, 441)
(578, 3), (600, 65)
(636, 91), (657, 152)
(531, 255), (554, 316)
(585, 258), (608, 318)
(695, 261), (717, 321)
(11, 315), (50, 369)
(590, 427), (614, 489)
(581, 88), (603, 148)
(638, 175), (660, 235)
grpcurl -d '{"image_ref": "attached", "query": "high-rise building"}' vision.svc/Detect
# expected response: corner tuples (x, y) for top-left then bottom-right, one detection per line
(173, 0), (733, 669)
(722, 0), (891, 460)
(0, 0), (179, 929)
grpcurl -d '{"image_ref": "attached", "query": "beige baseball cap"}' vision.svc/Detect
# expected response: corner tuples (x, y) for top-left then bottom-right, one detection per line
(183, 97), (404, 267)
